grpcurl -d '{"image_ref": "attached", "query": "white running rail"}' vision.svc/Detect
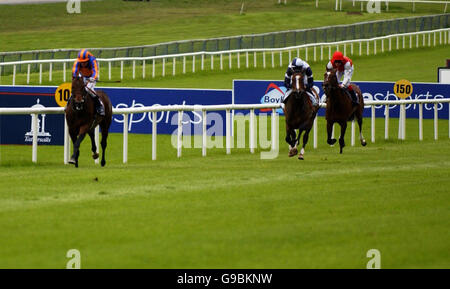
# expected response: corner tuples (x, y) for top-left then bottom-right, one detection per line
(1, 99), (449, 164)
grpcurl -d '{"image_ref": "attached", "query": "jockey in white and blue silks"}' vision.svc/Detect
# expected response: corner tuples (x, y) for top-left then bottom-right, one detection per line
(283, 58), (319, 108)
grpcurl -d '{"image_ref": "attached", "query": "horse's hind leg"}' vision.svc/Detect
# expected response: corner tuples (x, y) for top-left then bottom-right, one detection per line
(356, 110), (367, 146)
(100, 126), (109, 167)
(338, 121), (347, 154)
(327, 121), (337, 146)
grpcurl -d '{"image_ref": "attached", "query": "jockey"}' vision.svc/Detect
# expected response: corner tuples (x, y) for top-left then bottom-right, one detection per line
(326, 51), (358, 106)
(283, 57), (319, 108)
(72, 49), (105, 116)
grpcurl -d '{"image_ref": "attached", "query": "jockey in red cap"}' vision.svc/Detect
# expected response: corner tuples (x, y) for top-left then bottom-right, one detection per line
(72, 49), (105, 116)
(326, 51), (358, 106)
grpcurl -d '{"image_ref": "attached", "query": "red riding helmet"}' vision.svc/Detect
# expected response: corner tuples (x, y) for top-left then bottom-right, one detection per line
(332, 51), (344, 62)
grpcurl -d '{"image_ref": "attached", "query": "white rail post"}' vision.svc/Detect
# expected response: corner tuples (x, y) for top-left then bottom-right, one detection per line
(177, 110), (183, 158)
(220, 53), (223, 70)
(49, 63), (52, 81)
(123, 114), (128, 164)
(152, 59), (156, 78)
(229, 53), (232, 69)
(201, 54), (204, 70)
(313, 115), (318, 149)
(371, 105), (375, 143)
(385, 104), (389, 140)
(237, 52), (240, 69)
(202, 110), (207, 157)
(279, 51), (283, 66)
(132, 60), (136, 79)
(263, 51), (266, 68)
(211, 55), (214, 70)
(246, 51), (249, 68)
(63, 62), (66, 82)
(434, 103), (438, 140)
(398, 105), (403, 140)
(64, 117), (70, 164)
(226, 109), (231, 155)
(13, 65), (16, 86)
(94, 126), (99, 164)
(142, 60), (146, 79)
(271, 51), (275, 68)
(32, 113), (38, 163)
(271, 108), (278, 152)
(120, 61), (124, 80)
(351, 119), (355, 146)
(183, 56), (186, 74)
(250, 109), (255, 153)
(173, 57), (176, 76)
(152, 111), (157, 160)
(320, 45), (323, 60)
(254, 51), (257, 68)
(402, 104), (406, 140)
(39, 63), (42, 84)
(162, 58), (166, 76)
(27, 64), (31, 84)
(419, 102), (423, 141)
(108, 61), (111, 80)
(193, 55), (196, 72)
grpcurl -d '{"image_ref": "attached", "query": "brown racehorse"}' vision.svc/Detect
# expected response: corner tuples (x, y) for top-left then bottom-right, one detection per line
(283, 72), (319, 160)
(322, 68), (367, 154)
(65, 76), (112, 167)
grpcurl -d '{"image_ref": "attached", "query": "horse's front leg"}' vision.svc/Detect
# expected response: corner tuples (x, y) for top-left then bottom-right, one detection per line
(298, 128), (311, 160)
(69, 125), (89, 167)
(88, 130), (99, 160)
(338, 121), (347, 154)
(327, 120), (337, 146)
(285, 124), (298, 157)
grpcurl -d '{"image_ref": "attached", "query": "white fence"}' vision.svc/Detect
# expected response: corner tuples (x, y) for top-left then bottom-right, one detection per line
(0, 28), (449, 86)
(0, 99), (449, 164)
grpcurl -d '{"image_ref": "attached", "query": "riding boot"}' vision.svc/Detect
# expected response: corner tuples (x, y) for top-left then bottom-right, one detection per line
(349, 90), (359, 107)
(92, 95), (105, 116)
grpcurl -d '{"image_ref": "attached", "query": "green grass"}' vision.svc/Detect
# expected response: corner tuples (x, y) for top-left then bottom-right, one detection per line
(0, 117), (449, 268)
(0, 0), (447, 52)
(0, 0), (449, 269)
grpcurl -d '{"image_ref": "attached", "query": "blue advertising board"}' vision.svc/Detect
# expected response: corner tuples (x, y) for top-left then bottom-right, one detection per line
(233, 80), (450, 118)
(0, 85), (232, 145)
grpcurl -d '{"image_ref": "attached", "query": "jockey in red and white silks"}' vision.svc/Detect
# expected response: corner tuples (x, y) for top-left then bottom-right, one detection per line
(326, 51), (358, 106)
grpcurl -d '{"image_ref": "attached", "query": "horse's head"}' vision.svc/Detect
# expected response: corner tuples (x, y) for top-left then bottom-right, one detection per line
(323, 69), (339, 93)
(71, 76), (86, 111)
(291, 72), (306, 99)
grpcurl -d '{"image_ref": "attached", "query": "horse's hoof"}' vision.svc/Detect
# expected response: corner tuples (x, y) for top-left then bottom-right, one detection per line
(298, 154), (304, 160)
(327, 139), (337, 145)
(288, 148), (298, 157)
(361, 140), (367, 146)
(101, 160), (106, 167)
(68, 158), (76, 165)
(92, 153), (99, 160)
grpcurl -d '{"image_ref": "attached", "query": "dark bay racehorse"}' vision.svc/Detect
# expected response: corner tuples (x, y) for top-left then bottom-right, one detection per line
(322, 68), (367, 154)
(65, 76), (112, 167)
(283, 72), (319, 160)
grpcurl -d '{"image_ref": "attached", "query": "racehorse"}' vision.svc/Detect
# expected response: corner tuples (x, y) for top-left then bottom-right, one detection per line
(283, 72), (319, 160)
(65, 76), (112, 167)
(322, 68), (367, 154)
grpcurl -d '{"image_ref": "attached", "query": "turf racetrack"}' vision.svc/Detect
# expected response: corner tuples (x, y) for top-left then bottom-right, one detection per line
(0, 117), (449, 268)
